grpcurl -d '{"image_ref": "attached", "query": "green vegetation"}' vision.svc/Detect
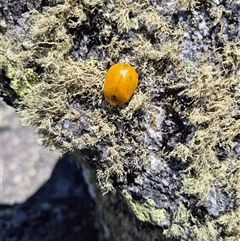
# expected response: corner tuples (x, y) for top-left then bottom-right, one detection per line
(1, 0), (239, 240)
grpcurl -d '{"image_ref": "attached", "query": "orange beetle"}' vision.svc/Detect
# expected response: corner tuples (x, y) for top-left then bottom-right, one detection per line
(103, 63), (138, 107)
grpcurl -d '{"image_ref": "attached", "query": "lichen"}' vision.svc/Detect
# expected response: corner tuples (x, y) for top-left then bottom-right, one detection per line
(122, 190), (169, 226)
(9, 68), (39, 97)
(1, 0), (240, 241)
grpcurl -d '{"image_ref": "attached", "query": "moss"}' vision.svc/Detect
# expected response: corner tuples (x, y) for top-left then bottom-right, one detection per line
(163, 202), (191, 239)
(177, 0), (198, 10)
(217, 207), (240, 240)
(1, 0), (240, 240)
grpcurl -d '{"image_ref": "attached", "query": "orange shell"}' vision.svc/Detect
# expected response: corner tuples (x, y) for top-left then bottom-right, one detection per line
(103, 63), (138, 107)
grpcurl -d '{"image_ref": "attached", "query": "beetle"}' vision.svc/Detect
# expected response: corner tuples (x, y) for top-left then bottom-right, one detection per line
(103, 63), (138, 107)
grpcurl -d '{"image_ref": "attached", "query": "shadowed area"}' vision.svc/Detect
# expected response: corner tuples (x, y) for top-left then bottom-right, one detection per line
(0, 153), (99, 241)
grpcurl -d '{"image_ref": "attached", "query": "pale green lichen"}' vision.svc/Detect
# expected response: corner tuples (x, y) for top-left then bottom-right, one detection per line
(1, 1), (240, 241)
(9, 68), (39, 97)
(134, 176), (143, 186)
(0, 19), (40, 99)
(122, 190), (168, 226)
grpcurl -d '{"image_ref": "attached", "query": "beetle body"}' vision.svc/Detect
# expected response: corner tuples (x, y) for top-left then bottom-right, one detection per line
(103, 63), (138, 107)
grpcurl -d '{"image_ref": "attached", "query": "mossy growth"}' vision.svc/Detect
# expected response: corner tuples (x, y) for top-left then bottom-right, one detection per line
(1, 0), (240, 241)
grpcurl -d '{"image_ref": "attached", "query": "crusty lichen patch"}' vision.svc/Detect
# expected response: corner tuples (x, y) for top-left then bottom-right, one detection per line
(0, 33), (39, 97)
(122, 190), (169, 226)
(1, 0), (240, 241)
